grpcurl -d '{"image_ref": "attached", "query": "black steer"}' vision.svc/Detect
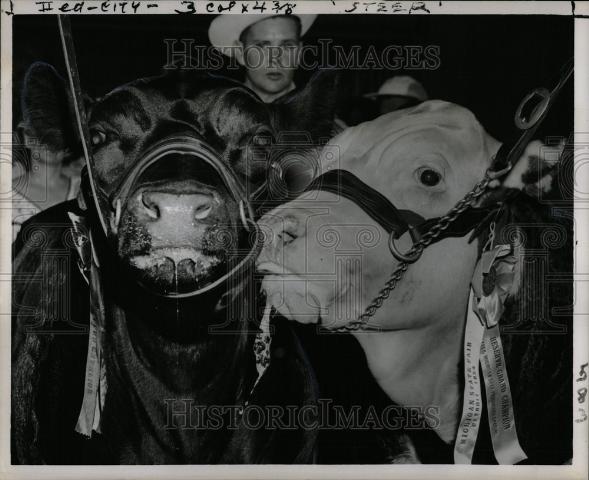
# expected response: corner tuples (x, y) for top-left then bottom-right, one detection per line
(12, 62), (338, 464)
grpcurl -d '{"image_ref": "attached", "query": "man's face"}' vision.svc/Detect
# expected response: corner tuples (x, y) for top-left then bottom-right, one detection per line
(239, 17), (302, 102)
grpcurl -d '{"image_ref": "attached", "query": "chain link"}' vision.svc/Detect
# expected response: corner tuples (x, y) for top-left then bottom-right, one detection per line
(335, 173), (493, 332)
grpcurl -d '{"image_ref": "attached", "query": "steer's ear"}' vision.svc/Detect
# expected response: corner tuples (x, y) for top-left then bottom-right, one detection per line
(20, 62), (80, 152)
(271, 69), (341, 142)
(502, 139), (566, 197)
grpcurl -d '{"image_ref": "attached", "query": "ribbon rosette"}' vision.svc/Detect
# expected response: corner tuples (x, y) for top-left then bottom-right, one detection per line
(471, 244), (518, 328)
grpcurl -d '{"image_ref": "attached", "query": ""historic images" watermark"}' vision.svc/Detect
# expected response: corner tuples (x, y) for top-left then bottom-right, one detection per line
(164, 39), (441, 71)
(164, 398), (441, 431)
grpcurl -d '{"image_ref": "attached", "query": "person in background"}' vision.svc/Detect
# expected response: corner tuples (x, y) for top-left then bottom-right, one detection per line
(12, 125), (83, 241)
(208, 14), (317, 103)
(364, 75), (428, 116)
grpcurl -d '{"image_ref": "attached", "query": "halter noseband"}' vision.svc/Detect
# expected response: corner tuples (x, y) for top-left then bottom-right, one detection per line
(304, 168), (500, 262)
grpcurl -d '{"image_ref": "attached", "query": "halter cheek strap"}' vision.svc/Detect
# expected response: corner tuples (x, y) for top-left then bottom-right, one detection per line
(304, 169), (499, 249)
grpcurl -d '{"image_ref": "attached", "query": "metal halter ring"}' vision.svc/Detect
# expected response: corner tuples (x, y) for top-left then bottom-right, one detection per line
(388, 226), (423, 263)
(514, 87), (550, 130)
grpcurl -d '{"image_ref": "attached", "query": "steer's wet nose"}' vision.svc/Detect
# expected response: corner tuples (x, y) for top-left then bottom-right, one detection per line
(133, 189), (217, 246)
(141, 191), (214, 222)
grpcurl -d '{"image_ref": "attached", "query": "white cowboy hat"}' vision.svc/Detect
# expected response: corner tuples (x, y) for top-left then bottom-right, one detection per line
(364, 76), (428, 101)
(208, 14), (317, 57)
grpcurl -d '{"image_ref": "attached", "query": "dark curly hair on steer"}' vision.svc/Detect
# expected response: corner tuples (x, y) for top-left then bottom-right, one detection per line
(11, 61), (346, 465)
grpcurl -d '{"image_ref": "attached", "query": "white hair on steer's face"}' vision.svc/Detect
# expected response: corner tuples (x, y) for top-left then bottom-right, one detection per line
(256, 99), (561, 444)
(256, 101), (503, 443)
(257, 100), (501, 332)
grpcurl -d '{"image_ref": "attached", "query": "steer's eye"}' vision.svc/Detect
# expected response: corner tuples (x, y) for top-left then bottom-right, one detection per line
(417, 168), (442, 187)
(89, 129), (107, 147)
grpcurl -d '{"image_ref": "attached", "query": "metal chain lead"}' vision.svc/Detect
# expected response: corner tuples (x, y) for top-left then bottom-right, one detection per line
(335, 173), (493, 332)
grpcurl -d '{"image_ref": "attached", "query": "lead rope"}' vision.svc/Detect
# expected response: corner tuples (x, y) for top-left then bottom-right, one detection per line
(58, 16), (109, 235)
(335, 171), (493, 332)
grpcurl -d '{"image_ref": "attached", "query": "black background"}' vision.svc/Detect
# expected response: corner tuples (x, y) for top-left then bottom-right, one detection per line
(13, 14), (573, 141)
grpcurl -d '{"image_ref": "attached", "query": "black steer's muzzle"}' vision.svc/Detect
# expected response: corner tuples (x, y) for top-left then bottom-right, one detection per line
(84, 135), (262, 299)
(109, 135), (255, 235)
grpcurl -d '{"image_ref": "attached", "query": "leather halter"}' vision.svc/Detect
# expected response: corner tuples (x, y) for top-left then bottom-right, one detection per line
(305, 169), (499, 250)
(304, 60), (572, 263)
(58, 16), (262, 299)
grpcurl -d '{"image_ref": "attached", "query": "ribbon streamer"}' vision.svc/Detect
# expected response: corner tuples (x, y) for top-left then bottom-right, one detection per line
(454, 245), (526, 464)
(246, 302), (273, 404)
(454, 291), (486, 464)
(68, 212), (107, 437)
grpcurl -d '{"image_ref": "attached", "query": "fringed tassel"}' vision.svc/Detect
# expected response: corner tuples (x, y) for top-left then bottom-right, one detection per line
(246, 302), (273, 405)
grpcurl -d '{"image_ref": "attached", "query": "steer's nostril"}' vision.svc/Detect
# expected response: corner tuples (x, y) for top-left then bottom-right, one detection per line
(141, 192), (160, 219)
(135, 190), (215, 224)
(278, 230), (297, 246)
(194, 201), (213, 220)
